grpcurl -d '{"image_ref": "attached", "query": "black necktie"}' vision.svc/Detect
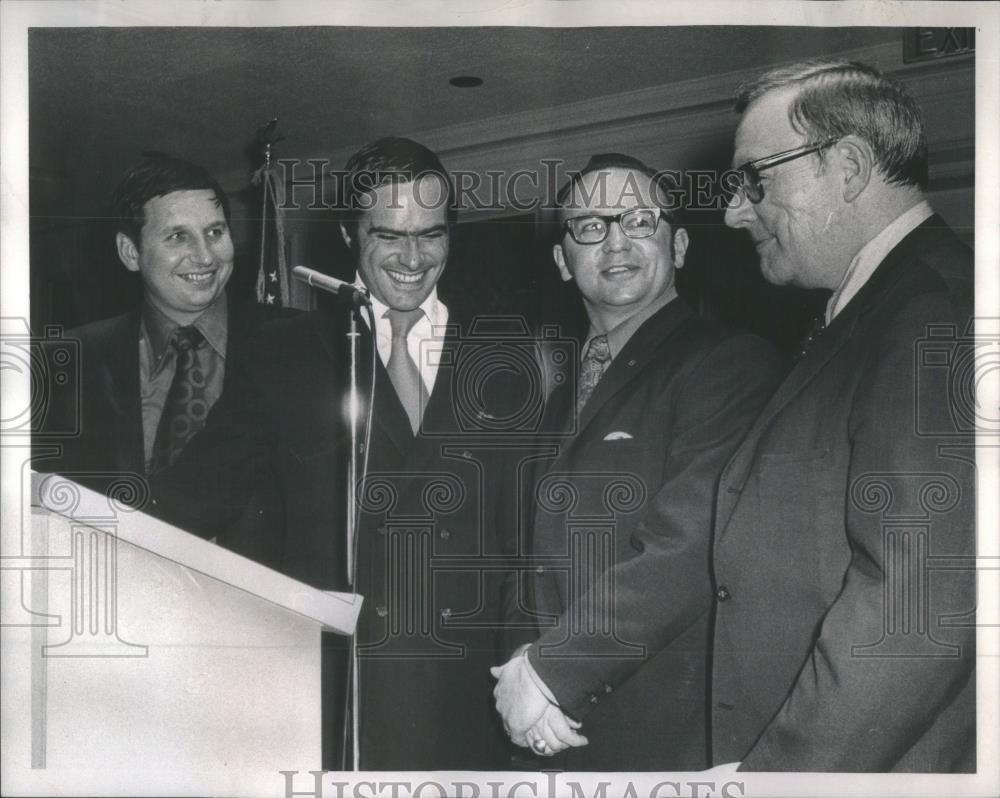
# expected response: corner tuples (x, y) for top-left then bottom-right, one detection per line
(794, 315), (827, 362)
(149, 326), (207, 473)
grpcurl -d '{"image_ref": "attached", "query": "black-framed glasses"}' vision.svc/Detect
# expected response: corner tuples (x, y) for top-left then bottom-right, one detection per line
(562, 208), (668, 245)
(724, 137), (839, 204)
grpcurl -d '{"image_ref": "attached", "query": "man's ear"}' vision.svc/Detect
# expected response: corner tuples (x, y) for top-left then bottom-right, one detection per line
(116, 233), (140, 272)
(834, 135), (873, 203)
(553, 244), (572, 282)
(672, 227), (690, 270)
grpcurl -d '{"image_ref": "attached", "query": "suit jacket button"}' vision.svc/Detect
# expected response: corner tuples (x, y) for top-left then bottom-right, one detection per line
(376, 606), (388, 617)
(439, 528), (450, 540)
(603, 683), (613, 693)
(715, 586), (731, 602)
(589, 694), (599, 704)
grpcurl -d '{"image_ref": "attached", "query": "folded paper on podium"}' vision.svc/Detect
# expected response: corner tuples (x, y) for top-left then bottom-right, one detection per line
(1, 471), (362, 797)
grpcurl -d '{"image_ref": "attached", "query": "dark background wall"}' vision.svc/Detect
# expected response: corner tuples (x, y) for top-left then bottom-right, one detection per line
(28, 26), (975, 363)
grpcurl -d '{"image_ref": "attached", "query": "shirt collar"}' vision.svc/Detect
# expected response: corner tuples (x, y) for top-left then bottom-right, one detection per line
(354, 276), (448, 334)
(583, 290), (676, 361)
(826, 200), (934, 324)
(141, 293), (228, 367)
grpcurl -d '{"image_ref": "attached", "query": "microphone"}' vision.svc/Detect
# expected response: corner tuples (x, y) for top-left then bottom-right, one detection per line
(292, 266), (372, 308)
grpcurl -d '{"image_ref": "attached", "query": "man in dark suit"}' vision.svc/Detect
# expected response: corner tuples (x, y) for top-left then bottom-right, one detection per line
(711, 60), (975, 771)
(149, 138), (528, 770)
(35, 155), (274, 479)
(491, 154), (779, 770)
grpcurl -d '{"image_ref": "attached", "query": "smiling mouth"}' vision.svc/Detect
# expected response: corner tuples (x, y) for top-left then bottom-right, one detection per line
(386, 268), (425, 285)
(180, 271), (216, 284)
(601, 264), (638, 277)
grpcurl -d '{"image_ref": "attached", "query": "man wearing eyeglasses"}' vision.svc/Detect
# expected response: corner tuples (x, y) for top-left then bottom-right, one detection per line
(491, 154), (779, 770)
(712, 61), (975, 771)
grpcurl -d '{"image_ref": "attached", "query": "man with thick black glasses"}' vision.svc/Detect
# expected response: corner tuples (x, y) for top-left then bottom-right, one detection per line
(491, 153), (778, 770)
(713, 60), (975, 772)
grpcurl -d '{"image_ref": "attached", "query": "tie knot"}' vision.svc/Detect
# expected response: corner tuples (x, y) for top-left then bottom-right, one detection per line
(385, 308), (424, 339)
(171, 326), (205, 353)
(584, 334), (611, 364)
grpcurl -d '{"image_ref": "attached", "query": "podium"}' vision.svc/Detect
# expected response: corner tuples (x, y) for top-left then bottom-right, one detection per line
(1, 471), (362, 797)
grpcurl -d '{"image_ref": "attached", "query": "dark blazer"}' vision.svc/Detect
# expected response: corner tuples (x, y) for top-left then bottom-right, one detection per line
(711, 215), (976, 772)
(32, 295), (287, 553)
(148, 307), (536, 771)
(33, 293), (280, 476)
(519, 299), (780, 771)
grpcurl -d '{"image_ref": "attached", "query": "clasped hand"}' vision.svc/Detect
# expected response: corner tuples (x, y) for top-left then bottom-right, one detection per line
(490, 647), (588, 756)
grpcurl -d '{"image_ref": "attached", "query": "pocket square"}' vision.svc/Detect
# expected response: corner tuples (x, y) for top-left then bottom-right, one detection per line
(603, 431), (634, 441)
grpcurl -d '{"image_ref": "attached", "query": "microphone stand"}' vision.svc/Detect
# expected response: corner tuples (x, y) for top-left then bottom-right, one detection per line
(346, 302), (361, 772)
(343, 291), (375, 773)
(293, 268), (372, 772)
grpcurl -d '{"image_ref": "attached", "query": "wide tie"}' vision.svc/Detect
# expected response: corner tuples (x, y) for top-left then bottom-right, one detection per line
(149, 325), (207, 473)
(576, 334), (612, 414)
(793, 314), (827, 362)
(385, 308), (429, 435)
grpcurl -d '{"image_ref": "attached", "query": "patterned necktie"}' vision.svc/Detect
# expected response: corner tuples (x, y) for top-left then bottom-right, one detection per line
(149, 326), (207, 473)
(794, 314), (827, 362)
(385, 308), (429, 435)
(576, 334), (612, 414)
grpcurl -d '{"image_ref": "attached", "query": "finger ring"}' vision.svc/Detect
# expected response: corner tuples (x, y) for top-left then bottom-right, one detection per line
(531, 738), (548, 754)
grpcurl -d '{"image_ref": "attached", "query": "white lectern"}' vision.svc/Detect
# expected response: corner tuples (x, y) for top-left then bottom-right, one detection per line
(1, 471), (361, 797)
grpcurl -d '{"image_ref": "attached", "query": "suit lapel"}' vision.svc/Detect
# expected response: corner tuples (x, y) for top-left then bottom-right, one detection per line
(311, 307), (415, 458)
(222, 293), (251, 392)
(714, 216), (947, 536)
(715, 310), (859, 533)
(575, 300), (695, 435)
(100, 311), (144, 473)
(418, 323), (461, 437)
(538, 300), (694, 482)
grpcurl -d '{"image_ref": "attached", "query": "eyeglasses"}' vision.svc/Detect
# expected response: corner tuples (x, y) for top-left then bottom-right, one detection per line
(724, 138), (839, 204)
(562, 208), (668, 245)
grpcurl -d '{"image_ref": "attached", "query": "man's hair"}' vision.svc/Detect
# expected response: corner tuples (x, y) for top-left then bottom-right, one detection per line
(110, 153), (230, 247)
(341, 137), (455, 239)
(735, 60), (928, 189)
(555, 153), (681, 220)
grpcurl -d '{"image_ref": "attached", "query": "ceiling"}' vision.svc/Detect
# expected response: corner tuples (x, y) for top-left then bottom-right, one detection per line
(29, 25), (902, 215)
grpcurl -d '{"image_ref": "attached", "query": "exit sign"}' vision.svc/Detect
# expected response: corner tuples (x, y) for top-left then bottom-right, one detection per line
(904, 28), (975, 63)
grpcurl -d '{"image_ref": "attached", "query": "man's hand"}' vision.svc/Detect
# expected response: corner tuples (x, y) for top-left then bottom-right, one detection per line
(490, 648), (588, 755)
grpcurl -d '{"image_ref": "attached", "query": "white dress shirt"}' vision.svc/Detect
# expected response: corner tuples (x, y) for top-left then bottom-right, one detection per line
(355, 278), (449, 395)
(825, 200), (934, 324)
